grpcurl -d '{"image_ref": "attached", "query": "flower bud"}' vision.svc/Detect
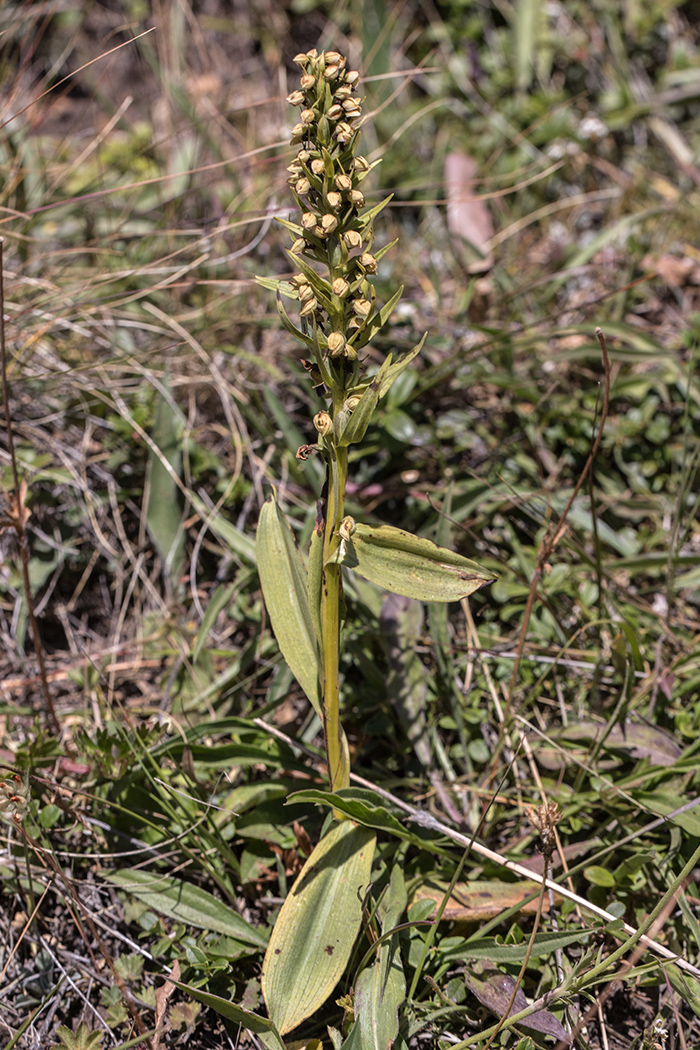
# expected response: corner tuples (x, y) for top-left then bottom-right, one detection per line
(300, 74), (315, 90)
(300, 296), (319, 317)
(332, 277), (350, 297)
(343, 230), (362, 250)
(293, 52), (308, 65)
(360, 252), (377, 273)
(297, 283), (314, 302)
(336, 174), (352, 192)
(353, 156), (370, 172)
(349, 189), (365, 206)
(327, 332), (346, 356)
(300, 108), (315, 124)
(297, 149), (311, 163)
(339, 515), (356, 541)
(326, 191), (341, 209)
(345, 394), (362, 410)
(310, 159), (325, 176)
(345, 71), (360, 85)
(290, 238), (305, 254)
(342, 100), (361, 115)
(286, 90), (305, 106)
(287, 161), (303, 174)
(352, 298), (371, 318)
(335, 122), (354, 143)
(327, 104), (343, 119)
(296, 178), (311, 196)
(335, 86), (352, 101)
(324, 65), (340, 81)
(301, 213), (317, 229)
(291, 123), (306, 140)
(321, 214), (338, 233)
(314, 411), (334, 436)
(325, 51), (344, 66)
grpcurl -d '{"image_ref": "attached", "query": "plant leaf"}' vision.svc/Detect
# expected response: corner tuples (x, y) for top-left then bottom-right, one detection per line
(145, 374), (185, 589)
(288, 787), (446, 853)
(376, 334), (426, 398)
(103, 869), (267, 947)
(337, 354), (394, 447)
(330, 522), (496, 602)
(169, 981), (286, 1050)
(256, 496), (322, 717)
(262, 820), (376, 1035)
(348, 862), (406, 1050)
(465, 971), (567, 1039)
(441, 928), (595, 963)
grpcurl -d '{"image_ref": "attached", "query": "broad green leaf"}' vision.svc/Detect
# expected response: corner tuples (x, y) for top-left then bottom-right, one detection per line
(103, 870), (267, 947)
(585, 865), (616, 888)
(262, 820), (376, 1035)
(170, 981), (286, 1050)
(348, 863), (406, 1050)
(256, 496), (322, 717)
(329, 521), (496, 603)
(145, 375), (185, 589)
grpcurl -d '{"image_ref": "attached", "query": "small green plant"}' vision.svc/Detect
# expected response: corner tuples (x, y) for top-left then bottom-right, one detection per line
(255, 48), (495, 1035)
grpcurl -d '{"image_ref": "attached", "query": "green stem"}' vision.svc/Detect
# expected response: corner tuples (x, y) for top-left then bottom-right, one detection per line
(321, 439), (349, 791)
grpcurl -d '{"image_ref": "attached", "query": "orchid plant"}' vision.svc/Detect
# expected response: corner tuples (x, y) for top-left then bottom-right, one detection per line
(255, 49), (495, 1037)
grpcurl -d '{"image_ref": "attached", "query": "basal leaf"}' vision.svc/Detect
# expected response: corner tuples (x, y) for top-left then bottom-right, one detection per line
(104, 870), (267, 947)
(262, 820), (376, 1035)
(170, 981), (286, 1050)
(256, 496), (322, 717)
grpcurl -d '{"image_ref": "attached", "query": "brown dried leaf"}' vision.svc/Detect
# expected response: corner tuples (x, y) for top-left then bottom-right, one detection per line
(643, 252), (700, 287)
(529, 721), (681, 769)
(411, 879), (559, 922)
(154, 958), (179, 1050)
(465, 970), (567, 1039)
(445, 152), (494, 273)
